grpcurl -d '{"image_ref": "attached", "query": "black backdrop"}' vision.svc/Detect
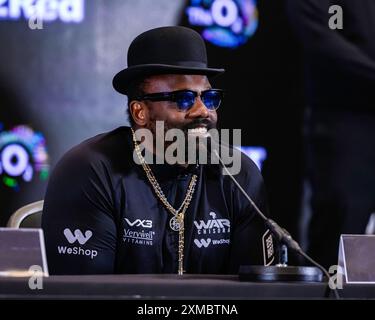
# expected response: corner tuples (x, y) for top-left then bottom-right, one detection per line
(180, 0), (305, 240)
(0, 0), (305, 243)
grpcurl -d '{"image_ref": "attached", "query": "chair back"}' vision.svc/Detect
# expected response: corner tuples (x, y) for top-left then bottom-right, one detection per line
(7, 200), (44, 228)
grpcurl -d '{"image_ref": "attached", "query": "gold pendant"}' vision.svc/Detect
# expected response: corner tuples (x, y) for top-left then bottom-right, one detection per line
(169, 215), (182, 231)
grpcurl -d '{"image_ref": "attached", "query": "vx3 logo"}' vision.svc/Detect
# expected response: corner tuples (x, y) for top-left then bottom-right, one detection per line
(125, 218), (152, 228)
(63, 228), (92, 245)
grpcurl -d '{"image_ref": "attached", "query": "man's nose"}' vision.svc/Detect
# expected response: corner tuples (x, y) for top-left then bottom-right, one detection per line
(186, 97), (209, 118)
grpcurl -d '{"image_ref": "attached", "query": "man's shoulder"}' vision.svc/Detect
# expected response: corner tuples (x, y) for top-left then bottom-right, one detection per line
(55, 126), (133, 172)
(206, 145), (264, 186)
(221, 145), (262, 177)
(238, 150), (261, 173)
(219, 146), (265, 189)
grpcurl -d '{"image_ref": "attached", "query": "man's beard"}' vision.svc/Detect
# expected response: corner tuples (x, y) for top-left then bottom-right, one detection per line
(146, 118), (214, 134)
(146, 118), (217, 165)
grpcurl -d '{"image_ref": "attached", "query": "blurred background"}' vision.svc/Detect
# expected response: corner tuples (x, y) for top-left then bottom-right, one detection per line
(1, 0), (374, 267)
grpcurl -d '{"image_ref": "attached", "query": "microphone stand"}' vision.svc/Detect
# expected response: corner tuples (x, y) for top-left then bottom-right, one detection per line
(212, 148), (340, 298)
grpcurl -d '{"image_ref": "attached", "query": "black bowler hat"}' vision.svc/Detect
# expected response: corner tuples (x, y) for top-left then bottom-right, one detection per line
(112, 26), (225, 95)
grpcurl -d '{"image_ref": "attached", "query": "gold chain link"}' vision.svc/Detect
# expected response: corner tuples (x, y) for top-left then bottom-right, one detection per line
(131, 128), (198, 275)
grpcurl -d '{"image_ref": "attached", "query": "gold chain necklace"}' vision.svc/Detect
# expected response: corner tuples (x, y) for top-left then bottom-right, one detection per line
(131, 128), (198, 275)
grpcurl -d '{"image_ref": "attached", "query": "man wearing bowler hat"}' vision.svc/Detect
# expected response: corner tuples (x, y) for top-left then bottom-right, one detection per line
(42, 26), (274, 275)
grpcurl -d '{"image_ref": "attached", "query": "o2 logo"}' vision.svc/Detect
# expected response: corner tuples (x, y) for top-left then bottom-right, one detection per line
(0, 125), (49, 191)
(186, 0), (259, 48)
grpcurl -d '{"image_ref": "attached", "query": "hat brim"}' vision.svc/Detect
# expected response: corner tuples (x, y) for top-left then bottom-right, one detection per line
(112, 64), (225, 95)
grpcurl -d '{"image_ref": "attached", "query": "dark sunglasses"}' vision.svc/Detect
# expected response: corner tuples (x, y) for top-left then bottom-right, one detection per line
(136, 89), (224, 111)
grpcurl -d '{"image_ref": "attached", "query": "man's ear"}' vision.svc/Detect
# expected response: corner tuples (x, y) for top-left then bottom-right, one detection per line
(130, 101), (148, 126)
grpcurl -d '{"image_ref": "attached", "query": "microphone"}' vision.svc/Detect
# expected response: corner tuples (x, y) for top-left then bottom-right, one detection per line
(207, 136), (340, 299)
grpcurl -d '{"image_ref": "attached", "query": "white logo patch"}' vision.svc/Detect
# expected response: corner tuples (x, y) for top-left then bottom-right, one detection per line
(63, 228), (92, 244)
(58, 228), (97, 259)
(194, 211), (230, 235)
(262, 230), (275, 266)
(194, 238), (212, 248)
(125, 218), (152, 228)
(123, 217), (155, 246)
(194, 211), (231, 248)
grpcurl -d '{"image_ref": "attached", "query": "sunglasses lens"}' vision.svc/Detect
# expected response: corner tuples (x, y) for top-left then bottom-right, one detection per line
(202, 90), (222, 110)
(175, 91), (196, 110)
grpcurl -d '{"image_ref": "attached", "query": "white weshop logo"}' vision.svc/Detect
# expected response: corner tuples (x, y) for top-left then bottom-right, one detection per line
(58, 228), (97, 259)
(194, 238), (230, 248)
(194, 238), (212, 248)
(63, 228), (92, 244)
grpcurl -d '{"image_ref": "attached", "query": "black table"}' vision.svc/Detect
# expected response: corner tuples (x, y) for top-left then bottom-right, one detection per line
(1, 274), (374, 299)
